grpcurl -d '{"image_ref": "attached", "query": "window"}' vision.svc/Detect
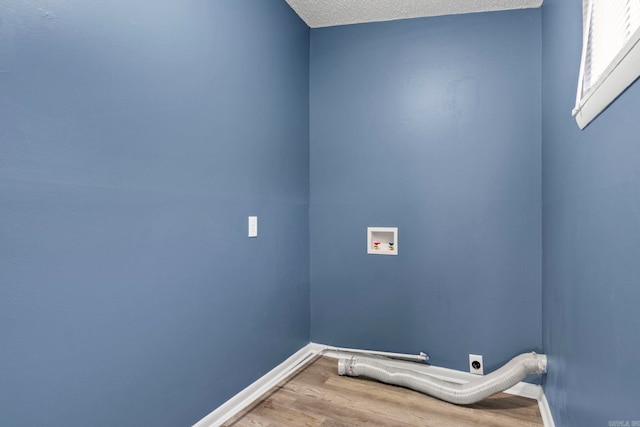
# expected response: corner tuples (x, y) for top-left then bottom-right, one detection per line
(573, 0), (640, 129)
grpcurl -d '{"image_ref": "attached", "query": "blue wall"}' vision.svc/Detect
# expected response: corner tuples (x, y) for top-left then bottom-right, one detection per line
(0, 1), (309, 426)
(542, 0), (640, 425)
(309, 10), (542, 374)
(4, 0), (636, 424)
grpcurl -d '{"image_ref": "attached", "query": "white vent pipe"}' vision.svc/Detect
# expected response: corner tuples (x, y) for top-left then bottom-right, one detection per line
(338, 352), (547, 405)
(322, 346), (428, 363)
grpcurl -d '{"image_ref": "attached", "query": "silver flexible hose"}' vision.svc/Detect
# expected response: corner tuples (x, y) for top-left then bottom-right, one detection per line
(338, 352), (547, 405)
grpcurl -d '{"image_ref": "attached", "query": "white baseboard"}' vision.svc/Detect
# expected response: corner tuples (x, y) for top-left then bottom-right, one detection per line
(538, 391), (556, 427)
(193, 343), (317, 427)
(503, 381), (542, 400)
(194, 342), (555, 427)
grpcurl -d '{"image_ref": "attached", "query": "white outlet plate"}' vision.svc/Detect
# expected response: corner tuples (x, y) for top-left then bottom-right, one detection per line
(469, 354), (483, 375)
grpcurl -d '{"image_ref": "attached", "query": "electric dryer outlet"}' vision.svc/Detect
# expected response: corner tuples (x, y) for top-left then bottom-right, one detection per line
(469, 354), (484, 375)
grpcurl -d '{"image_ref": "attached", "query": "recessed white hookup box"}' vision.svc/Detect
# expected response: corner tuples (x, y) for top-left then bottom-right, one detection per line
(367, 227), (398, 255)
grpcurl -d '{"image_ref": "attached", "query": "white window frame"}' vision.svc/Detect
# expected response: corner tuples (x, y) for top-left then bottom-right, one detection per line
(573, 0), (640, 129)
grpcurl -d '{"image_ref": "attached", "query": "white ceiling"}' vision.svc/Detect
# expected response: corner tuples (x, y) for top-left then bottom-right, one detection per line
(285, 0), (543, 28)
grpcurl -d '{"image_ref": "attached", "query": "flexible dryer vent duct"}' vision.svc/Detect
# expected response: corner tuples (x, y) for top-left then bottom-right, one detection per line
(338, 352), (547, 405)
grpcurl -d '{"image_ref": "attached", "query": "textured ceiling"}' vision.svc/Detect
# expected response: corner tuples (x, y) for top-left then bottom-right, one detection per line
(285, 0), (543, 28)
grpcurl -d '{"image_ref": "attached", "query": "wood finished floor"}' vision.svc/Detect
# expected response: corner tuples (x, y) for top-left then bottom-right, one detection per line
(224, 356), (543, 427)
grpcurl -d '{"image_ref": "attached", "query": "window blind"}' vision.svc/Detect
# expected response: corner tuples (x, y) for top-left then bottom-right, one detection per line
(573, 0), (640, 128)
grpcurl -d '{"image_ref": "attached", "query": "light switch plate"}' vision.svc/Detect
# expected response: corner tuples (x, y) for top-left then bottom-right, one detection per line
(248, 216), (258, 238)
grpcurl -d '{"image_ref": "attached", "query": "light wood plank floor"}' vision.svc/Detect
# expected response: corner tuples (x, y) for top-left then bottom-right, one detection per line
(224, 355), (543, 426)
